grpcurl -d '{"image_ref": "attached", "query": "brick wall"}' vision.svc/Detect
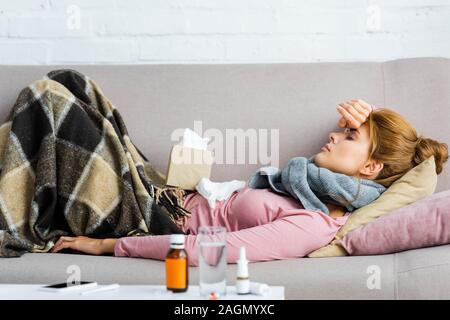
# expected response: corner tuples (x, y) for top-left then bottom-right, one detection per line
(0, 0), (449, 64)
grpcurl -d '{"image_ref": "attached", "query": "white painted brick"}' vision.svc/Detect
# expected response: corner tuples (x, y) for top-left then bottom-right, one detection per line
(138, 36), (225, 61)
(0, 40), (48, 64)
(187, 0), (364, 10)
(256, 35), (312, 61)
(94, 9), (185, 35)
(51, 39), (135, 63)
(377, 7), (450, 34)
(8, 14), (92, 38)
(48, 0), (119, 10)
(184, 9), (245, 34)
(0, 14), (8, 36)
(242, 9), (277, 34)
(0, 0), (449, 64)
(224, 36), (262, 61)
(184, 8), (276, 35)
(116, 0), (193, 10)
(281, 0), (367, 9)
(275, 8), (366, 34)
(343, 35), (404, 61)
(0, 0), (50, 13)
(186, 0), (277, 9)
(312, 36), (348, 61)
(225, 35), (312, 62)
(367, 0), (450, 7)
(400, 35), (450, 58)
(312, 35), (404, 61)
(243, 0), (279, 9)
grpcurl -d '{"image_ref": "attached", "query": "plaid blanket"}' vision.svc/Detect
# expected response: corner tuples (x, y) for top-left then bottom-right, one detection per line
(0, 69), (191, 257)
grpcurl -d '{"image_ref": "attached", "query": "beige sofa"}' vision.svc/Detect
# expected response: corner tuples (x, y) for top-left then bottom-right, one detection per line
(1, 58), (450, 299)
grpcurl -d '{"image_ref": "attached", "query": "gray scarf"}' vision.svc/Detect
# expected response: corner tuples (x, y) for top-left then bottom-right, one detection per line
(247, 156), (386, 215)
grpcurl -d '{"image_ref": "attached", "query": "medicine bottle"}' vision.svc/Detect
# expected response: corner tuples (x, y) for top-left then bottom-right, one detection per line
(166, 234), (188, 292)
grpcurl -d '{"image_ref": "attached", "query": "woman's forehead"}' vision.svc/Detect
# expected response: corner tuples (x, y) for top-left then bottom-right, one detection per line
(359, 123), (372, 142)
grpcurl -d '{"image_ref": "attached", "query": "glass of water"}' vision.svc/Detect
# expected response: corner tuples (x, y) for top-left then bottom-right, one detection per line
(197, 226), (227, 298)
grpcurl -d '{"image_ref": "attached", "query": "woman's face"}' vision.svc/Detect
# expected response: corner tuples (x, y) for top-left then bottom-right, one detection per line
(314, 122), (372, 177)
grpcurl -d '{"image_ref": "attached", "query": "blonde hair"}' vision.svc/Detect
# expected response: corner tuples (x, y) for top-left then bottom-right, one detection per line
(367, 108), (449, 187)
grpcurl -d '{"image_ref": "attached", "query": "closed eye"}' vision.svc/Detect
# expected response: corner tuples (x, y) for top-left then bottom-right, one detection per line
(344, 128), (357, 140)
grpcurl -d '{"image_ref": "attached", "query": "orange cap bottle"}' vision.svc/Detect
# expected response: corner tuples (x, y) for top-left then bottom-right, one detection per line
(166, 234), (188, 293)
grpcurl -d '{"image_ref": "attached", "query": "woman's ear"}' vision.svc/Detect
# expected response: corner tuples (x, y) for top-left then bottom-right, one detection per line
(360, 158), (384, 179)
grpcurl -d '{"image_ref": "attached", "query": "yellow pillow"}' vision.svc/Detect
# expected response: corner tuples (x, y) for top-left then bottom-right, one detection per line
(307, 155), (437, 258)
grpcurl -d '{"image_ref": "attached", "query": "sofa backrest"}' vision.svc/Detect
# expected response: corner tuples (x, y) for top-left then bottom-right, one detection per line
(1, 58), (449, 192)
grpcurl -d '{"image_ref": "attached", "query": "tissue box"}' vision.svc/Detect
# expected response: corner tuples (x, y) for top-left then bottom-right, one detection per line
(165, 144), (214, 190)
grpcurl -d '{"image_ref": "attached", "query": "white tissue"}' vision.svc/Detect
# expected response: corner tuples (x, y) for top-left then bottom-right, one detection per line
(259, 166), (280, 175)
(196, 177), (246, 208)
(180, 128), (209, 151)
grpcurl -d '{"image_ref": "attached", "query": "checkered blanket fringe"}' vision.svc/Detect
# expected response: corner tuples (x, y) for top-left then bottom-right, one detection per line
(0, 69), (191, 257)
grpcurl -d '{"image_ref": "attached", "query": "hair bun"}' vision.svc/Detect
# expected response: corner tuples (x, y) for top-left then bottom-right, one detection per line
(414, 136), (449, 174)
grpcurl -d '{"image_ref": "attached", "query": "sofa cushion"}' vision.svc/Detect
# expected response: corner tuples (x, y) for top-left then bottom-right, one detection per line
(340, 189), (450, 255)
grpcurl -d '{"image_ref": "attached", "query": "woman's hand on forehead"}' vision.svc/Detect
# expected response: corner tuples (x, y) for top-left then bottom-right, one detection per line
(336, 99), (373, 129)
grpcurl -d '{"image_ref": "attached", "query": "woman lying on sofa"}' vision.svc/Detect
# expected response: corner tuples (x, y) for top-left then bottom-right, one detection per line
(51, 98), (449, 266)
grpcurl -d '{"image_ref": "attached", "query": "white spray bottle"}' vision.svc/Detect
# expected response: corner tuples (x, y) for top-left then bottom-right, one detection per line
(236, 246), (250, 294)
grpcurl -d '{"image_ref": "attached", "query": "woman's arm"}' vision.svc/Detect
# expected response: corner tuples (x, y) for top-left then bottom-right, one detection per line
(52, 208), (345, 265)
(114, 211), (341, 266)
(50, 236), (117, 255)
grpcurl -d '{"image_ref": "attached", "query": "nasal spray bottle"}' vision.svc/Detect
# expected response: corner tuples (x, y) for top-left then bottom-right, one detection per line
(236, 246), (250, 294)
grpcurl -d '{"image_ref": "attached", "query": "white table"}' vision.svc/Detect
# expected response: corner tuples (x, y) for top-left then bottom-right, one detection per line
(0, 284), (284, 300)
